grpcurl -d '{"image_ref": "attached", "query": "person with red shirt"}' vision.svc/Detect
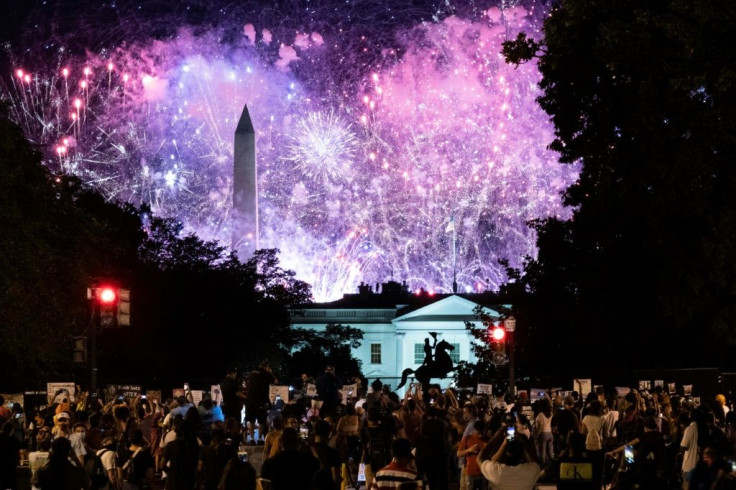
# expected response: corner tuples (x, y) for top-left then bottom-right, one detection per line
(457, 420), (488, 490)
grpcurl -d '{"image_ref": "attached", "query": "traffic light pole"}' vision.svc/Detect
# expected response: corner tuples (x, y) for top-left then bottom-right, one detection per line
(505, 316), (517, 397)
(91, 300), (98, 399)
(508, 329), (515, 396)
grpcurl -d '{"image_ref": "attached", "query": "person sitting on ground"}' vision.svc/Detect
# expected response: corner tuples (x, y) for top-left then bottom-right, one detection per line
(371, 438), (423, 489)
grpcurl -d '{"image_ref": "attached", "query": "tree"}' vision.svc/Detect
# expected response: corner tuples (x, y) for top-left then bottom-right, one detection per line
(0, 109), (316, 390)
(287, 323), (364, 384)
(0, 110), (143, 390)
(105, 214), (314, 386)
(503, 0), (736, 378)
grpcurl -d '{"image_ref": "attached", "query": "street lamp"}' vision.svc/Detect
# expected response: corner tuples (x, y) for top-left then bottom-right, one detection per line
(505, 316), (516, 396)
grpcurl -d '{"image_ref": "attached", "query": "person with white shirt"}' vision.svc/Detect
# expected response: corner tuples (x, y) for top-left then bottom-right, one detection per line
(478, 433), (541, 490)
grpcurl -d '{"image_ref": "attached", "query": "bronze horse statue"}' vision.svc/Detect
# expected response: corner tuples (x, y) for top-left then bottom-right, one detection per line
(396, 339), (456, 389)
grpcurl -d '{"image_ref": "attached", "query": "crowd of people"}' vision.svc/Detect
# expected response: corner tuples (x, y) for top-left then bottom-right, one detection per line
(2, 368), (736, 490)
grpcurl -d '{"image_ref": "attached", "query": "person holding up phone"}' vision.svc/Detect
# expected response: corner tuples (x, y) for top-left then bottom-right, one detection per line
(477, 432), (541, 489)
(605, 416), (666, 488)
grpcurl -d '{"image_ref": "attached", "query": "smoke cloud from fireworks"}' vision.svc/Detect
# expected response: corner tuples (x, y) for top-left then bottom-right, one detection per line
(3, 2), (577, 301)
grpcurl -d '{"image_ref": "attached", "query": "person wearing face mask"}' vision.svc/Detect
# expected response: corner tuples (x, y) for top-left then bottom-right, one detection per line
(69, 422), (89, 467)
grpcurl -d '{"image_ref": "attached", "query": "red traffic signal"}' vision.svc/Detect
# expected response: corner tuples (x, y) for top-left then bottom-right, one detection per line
(98, 287), (117, 304)
(491, 326), (506, 341)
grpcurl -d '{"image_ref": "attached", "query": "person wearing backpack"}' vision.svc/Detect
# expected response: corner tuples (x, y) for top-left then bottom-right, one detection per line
(580, 400), (605, 489)
(91, 436), (120, 490)
(122, 428), (155, 490)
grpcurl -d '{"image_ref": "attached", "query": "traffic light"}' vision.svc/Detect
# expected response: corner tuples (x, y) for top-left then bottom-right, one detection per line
(87, 285), (131, 328)
(488, 323), (506, 351)
(117, 289), (131, 326)
(72, 336), (87, 363)
(97, 286), (118, 328)
(488, 323), (508, 366)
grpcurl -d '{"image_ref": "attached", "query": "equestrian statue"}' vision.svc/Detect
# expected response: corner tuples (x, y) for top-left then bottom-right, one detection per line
(396, 332), (456, 389)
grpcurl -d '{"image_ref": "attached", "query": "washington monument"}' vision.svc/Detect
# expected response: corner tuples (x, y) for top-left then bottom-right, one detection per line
(233, 103), (258, 258)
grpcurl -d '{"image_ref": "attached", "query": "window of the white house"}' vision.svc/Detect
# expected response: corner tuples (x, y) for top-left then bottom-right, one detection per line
(414, 343), (424, 364)
(370, 344), (382, 364)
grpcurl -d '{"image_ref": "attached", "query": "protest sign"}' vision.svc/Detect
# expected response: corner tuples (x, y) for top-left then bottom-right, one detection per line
(47, 383), (75, 404)
(269, 385), (289, 404)
(476, 383), (493, 395)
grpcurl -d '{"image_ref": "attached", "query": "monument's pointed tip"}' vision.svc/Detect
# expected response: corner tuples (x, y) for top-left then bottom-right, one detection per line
(236, 103), (254, 135)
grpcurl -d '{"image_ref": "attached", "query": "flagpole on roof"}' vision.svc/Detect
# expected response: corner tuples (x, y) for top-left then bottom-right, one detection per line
(448, 214), (457, 293)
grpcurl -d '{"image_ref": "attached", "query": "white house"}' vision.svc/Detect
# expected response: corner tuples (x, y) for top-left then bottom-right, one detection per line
(289, 281), (504, 391)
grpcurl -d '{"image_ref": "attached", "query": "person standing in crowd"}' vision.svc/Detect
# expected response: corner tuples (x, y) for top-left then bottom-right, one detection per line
(9, 404), (25, 447)
(580, 400), (605, 488)
(32, 437), (91, 490)
(415, 405), (453, 490)
(457, 402), (479, 490)
(686, 445), (732, 490)
(316, 365), (343, 418)
(220, 367), (247, 425)
(363, 406), (396, 489)
(371, 438), (424, 489)
(364, 379), (384, 414)
(552, 395), (580, 455)
(457, 419), (488, 490)
(681, 409), (701, 481)
(311, 420), (342, 490)
(533, 398), (554, 469)
(245, 360), (276, 445)
(28, 429), (51, 483)
(0, 421), (20, 490)
(198, 427), (236, 490)
(260, 427), (320, 489)
(161, 420), (200, 490)
(52, 412), (72, 440)
(218, 456), (260, 490)
(0, 397), (11, 425)
(606, 416), (666, 489)
(97, 436), (120, 490)
(123, 428), (156, 490)
(263, 415), (284, 461)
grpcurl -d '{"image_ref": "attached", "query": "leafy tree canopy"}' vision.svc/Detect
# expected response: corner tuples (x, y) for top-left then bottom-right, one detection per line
(502, 0), (736, 379)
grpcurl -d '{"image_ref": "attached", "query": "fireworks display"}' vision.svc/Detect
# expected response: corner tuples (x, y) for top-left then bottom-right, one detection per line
(2, 0), (577, 301)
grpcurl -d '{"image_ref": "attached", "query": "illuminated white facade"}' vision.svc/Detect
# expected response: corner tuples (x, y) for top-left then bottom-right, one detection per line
(290, 289), (502, 390)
